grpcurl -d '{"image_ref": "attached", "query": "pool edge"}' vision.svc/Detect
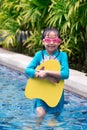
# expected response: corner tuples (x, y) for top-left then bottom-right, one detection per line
(0, 48), (87, 98)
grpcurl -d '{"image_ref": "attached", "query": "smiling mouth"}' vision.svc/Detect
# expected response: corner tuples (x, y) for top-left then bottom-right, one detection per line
(48, 45), (55, 47)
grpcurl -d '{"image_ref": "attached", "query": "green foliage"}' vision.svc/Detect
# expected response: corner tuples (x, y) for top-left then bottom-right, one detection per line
(45, 0), (87, 71)
(23, 29), (43, 56)
(0, 0), (87, 72)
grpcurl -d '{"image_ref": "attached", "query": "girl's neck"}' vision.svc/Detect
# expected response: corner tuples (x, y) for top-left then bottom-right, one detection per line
(46, 49), (58, 55)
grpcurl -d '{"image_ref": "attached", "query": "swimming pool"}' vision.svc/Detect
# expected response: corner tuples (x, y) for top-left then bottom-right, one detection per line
(0, 64), (87, 130)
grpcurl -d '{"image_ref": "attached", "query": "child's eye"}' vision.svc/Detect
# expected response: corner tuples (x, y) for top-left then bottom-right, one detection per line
(46, 39), (50, 42)
(53, 39), (57, 42)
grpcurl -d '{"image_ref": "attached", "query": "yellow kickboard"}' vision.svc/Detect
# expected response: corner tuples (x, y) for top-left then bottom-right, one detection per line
(25, 59), (64, 107)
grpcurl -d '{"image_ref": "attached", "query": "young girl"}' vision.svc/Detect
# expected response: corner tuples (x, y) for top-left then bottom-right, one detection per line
(25, 27), (69, 118)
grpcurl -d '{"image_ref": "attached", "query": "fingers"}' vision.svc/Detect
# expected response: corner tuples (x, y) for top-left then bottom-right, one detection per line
(35, 71), (60, 83)
(37, 70), (47, 78)
(46, 76), (57, 84)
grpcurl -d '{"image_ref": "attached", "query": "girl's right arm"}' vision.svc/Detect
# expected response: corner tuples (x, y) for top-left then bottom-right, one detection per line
(25, 51), (41, 78)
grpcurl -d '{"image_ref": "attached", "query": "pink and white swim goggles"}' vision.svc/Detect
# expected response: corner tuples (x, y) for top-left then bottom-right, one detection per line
(43, 37), (62, 44)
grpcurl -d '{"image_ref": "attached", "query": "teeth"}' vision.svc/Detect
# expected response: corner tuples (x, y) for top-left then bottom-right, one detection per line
(49, 46), (54, 47)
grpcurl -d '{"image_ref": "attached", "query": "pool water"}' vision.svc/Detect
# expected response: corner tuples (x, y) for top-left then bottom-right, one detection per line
(0, 64), (87, 130)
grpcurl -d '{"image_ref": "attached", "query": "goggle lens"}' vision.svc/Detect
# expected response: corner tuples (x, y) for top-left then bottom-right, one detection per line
(43, 38), (61, 44)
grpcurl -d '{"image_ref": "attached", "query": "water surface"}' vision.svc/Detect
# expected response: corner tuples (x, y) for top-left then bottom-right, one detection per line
(0, 65), (87, 130)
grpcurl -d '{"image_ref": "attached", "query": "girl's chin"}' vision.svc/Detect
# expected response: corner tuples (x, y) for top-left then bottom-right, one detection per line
(47, 49), (56, 54)
(48, 47), (56, 51)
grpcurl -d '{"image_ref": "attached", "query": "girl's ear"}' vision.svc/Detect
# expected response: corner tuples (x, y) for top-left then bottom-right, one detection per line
(42, 42), (45, 46)
(58, 42), (61, 45)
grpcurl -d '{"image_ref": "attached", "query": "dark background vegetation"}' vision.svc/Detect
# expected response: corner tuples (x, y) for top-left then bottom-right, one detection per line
(0, 0), (87, 73)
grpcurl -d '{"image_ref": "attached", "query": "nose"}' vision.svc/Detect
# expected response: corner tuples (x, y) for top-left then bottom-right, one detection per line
(50, 40), (53, 44)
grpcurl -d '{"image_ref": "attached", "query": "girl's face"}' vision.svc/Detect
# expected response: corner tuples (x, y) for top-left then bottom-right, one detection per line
(43, 31), (61, 54)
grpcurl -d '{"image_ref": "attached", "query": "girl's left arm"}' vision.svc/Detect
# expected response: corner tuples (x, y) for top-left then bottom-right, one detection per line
(59, 52), (69, 79)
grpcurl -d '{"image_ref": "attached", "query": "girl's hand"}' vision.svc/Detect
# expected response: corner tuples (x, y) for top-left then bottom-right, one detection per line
(35, 71), (40, 78)
(35, 70), (60, 84)
(46, 76), (60, 84)
(37, 70), (47, 79)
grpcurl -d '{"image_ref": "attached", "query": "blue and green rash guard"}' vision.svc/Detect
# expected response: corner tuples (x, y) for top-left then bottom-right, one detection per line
(25, 50), (69, 114)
